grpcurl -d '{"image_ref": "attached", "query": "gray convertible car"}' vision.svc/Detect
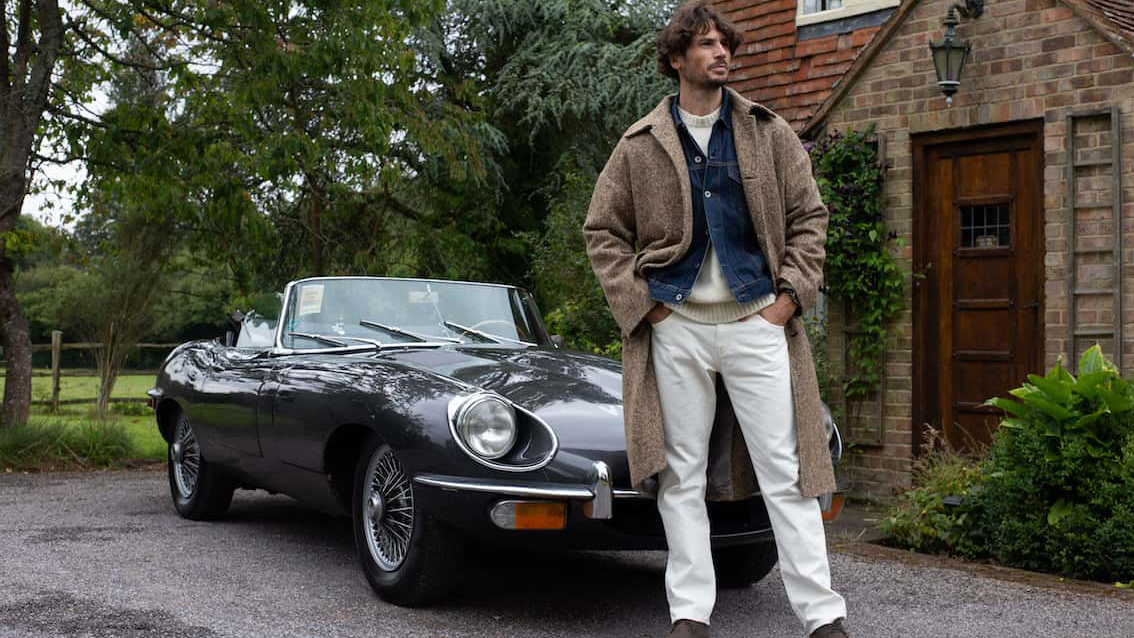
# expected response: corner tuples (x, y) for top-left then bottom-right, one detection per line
(148, 276), (845, 605)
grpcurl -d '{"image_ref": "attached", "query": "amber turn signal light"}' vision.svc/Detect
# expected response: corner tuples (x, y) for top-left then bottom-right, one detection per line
(490, 500), (567, 530)
(820, 492), (845, 522)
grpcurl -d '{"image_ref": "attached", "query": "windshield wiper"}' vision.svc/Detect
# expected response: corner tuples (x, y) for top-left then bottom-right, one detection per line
(360, 320), (462, 344)
(442, 321), (535, 346)
(287, 332), (349, 347)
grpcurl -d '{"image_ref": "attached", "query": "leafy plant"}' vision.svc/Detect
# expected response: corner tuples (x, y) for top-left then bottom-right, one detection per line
(973, 345), (1134, 582)
(806, 122), (905, 400)
(882, 427), (985, 556)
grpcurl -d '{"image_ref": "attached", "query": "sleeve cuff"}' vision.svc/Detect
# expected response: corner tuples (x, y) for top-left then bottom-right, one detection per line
(776, 280), (802, 316)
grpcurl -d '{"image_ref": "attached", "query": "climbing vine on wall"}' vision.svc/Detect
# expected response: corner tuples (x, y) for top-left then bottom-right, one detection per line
(806, 122), (905, 401)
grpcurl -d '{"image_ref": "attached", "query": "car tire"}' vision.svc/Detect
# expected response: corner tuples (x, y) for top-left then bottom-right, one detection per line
(168, 412), (235, 521)
(352, 436), (464, 606)
(712, 542), (778, 588)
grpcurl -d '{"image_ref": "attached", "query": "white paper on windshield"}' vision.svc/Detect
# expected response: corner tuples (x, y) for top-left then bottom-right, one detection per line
(298, 285), (324, 316)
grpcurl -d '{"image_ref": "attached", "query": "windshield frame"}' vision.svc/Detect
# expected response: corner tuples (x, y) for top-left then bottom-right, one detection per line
(272, 276), (553, 351)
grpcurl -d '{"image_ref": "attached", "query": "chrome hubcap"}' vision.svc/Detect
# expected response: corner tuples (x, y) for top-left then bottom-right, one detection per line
(362, 447), (414, 571)
(367, 492), (386, 525)
(171, 418), (200, 499)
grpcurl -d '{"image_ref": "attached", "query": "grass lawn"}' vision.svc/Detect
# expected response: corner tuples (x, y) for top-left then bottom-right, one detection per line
(36, 408), (166, 459)
(0, 370), (157, 403)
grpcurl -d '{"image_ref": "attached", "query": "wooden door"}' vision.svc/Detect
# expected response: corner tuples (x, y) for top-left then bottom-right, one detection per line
(913, 121), (1044, 451)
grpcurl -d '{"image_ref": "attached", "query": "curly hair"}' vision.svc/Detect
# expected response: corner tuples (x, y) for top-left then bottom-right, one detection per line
(656, 1), (743, 80)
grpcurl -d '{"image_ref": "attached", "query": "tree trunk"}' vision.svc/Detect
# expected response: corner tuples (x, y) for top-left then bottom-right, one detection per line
(0, 0), (65, 428)
(0, 240), (32, 427)
(95, 322), (116, 417)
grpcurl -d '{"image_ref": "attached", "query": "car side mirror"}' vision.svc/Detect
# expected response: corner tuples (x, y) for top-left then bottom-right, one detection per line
(550, 334), (565, 348)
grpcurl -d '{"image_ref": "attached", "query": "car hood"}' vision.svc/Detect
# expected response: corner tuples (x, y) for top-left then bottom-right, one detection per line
(383, 346), (627, 457)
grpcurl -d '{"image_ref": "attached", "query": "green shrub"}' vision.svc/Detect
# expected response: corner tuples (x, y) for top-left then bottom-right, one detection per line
(882, 428), (985, 556)
(0, 417), (137, 471)
(975, 345), (1134, 582)
(110, 400), (152, 416)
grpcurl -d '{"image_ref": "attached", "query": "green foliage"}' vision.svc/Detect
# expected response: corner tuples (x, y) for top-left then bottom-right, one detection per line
(424, 0), (673, 355)
(523, 167), (621, 355)
(0, 417), (136, 471)
(884, 346), (1134, 583)
(971, 345), (1134, 582)
(882, 428), (985, 556)
(807, 123), (905, 400)
(803, 313), (839, 420)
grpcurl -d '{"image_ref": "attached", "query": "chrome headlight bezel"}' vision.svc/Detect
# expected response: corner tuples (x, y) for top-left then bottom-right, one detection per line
(821, 402), (843, 463)
(449, 393), (518, 461)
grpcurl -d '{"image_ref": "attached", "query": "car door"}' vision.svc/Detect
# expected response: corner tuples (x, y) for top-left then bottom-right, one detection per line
(264, 363), (357, 472)
(190, 347), (275, 461)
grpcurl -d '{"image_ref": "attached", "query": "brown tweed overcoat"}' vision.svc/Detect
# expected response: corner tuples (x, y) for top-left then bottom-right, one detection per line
(583, 87), (836, 500)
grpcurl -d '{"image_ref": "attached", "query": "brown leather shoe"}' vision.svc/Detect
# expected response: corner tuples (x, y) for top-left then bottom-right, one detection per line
(810, 618), (850, 638)
(668, 619), (710, 638)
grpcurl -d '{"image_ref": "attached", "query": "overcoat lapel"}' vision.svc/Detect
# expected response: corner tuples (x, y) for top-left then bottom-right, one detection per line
(645, 100), (694, 245)
(731, 104), (779, 277)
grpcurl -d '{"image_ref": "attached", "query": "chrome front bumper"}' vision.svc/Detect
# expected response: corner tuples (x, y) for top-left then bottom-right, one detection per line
(413, 461), (648, 520)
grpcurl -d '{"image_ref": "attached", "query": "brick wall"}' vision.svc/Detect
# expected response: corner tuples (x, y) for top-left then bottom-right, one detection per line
(817, 0), (1134, 499)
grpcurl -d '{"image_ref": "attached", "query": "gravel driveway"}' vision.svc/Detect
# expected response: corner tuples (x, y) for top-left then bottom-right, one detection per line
(1, 470), (1131, 638)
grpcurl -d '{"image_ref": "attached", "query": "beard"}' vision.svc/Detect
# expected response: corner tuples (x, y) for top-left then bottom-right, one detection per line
(681, 64), (729, 90)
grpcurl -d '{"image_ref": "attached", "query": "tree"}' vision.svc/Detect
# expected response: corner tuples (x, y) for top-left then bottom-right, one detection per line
(414, 0), (675, 351)
(1, 0), (66, 426)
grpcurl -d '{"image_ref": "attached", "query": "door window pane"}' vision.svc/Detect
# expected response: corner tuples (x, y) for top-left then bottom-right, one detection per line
(960, 204), (1010, 248)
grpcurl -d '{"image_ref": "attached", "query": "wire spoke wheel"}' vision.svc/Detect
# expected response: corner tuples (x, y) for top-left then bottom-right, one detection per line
(363, 447), (415, 571)
(171, 417), (201, 499)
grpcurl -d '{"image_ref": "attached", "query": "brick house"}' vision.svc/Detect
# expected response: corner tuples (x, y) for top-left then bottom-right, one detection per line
(716, 0), (1134, 498)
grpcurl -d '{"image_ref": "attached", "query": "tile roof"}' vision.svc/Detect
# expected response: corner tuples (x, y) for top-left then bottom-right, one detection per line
(715, 0), (886, 132)
(1062, 0), (1134, 56)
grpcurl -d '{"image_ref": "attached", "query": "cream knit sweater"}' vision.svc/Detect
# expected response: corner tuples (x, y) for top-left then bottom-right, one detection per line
(664, 106), (776, 324)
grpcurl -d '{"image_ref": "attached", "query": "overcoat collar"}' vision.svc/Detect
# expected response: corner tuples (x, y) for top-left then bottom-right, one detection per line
(623, 86), (777, 139)
(623, 87), (781, 272)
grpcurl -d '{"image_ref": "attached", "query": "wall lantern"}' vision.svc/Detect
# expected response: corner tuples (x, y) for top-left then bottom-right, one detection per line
(929, 0), (985, 106)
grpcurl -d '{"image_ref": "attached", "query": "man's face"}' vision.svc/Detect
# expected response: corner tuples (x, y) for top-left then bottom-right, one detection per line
(670, 25), (730, 89)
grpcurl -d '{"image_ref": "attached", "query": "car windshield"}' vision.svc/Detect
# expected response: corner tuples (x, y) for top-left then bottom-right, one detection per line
(278, 278), (550, 350)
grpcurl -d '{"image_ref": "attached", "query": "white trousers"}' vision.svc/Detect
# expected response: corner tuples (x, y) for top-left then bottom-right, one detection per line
(650, 311), (847, 634)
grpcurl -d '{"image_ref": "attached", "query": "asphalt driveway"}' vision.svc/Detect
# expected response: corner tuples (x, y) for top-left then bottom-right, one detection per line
(1, 470), (1131, 638)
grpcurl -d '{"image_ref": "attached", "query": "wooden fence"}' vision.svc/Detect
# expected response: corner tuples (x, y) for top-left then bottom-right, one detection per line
(27, 331), (179, 411)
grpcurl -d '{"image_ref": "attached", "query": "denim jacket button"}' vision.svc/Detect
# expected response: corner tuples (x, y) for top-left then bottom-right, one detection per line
(694, 156), (702, 163)
(704, 191), (711, 198)
(675, 293), (683, 301)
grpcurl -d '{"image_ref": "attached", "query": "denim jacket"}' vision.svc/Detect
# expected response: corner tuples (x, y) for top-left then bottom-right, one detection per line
(645, 89), (774, 305)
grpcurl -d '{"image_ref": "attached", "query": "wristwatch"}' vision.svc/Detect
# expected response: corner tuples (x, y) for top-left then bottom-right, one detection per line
(777, 282), (801, 312)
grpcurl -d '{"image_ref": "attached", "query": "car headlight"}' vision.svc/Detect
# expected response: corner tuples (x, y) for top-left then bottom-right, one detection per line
(455, 395), (517, 459)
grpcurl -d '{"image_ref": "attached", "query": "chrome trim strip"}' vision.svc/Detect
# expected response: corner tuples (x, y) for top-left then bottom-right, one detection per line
(587, 461), (612, 519)
(413, 474), (593, 500)
(290, 275), (521, 291)
(830, 421), (844, 464)
(274, 280), (296, 351)
(270, 344), (381, 357)
(446, 392), (559, 473)
(613, 489), (649, 499)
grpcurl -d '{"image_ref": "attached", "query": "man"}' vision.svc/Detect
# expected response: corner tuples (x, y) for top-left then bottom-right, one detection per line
(583, 2), (849, 637)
